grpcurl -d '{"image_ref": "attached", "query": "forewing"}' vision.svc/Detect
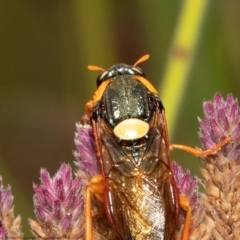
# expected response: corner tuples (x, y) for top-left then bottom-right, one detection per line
(92, 108), (179, 239)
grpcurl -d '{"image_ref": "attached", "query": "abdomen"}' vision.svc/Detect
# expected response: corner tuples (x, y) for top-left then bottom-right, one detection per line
(105, 172), (178, 240)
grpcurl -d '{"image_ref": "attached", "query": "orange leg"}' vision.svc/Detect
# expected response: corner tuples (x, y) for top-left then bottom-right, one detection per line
(85, 174), (105, 240)
(179, 195), (191, 240)
(170, 137), (231, 157)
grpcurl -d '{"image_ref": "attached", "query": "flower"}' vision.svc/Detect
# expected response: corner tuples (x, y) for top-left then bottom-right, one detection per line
(198, 93), (240, 160)
(74, 123), (101, 178)
(30, 164), (84, 239)
(0, 176), (22, 239)
(172, 162), (202, 240)
(190, 94), (240, 240)
(172, 162), (198, 208)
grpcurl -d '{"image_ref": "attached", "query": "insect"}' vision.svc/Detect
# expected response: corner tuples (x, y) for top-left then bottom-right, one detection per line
(84, 55), (231, 240)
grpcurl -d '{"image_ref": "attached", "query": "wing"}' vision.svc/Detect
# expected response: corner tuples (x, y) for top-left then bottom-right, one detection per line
(92, 108), (179, 240)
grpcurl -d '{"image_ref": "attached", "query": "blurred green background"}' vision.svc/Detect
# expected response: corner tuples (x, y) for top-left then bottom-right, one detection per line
(0, 1), (240, 236)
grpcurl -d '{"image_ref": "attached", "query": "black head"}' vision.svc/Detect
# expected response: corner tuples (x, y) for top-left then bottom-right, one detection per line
(96, 64), (146, 87)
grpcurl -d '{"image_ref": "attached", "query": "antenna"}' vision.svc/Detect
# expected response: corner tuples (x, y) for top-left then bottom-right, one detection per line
(134, 54), (150, 67)
(87, 65), (105, 72)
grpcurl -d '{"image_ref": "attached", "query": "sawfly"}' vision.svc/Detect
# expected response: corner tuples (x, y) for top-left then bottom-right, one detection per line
(83, 55), (231, 240)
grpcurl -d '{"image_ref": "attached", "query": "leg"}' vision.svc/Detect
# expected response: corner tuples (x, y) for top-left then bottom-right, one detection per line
(179, 195), (191, 240)
(170, 137), (231, 157)
(85, 174), (105, 240)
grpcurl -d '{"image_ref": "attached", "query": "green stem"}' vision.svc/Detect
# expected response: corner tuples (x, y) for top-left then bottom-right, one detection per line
(159, 0), (209, 138)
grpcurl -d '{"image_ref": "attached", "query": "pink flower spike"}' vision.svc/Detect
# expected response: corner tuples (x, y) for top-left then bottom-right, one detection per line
(30, 164), (84, 239)
(0, 177), (22, 239)
(74, 123), (101, 178)
(199, 94), (240, 160)
(191, 94), (240, 239)
(172, 162), (198, 209)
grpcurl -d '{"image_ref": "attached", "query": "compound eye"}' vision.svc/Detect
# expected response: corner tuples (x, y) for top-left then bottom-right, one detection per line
(132, 67), (143, 74)
(96, 71), (109, 87)
(131, 67), (146, 78)
(113, 118), (149, 140)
